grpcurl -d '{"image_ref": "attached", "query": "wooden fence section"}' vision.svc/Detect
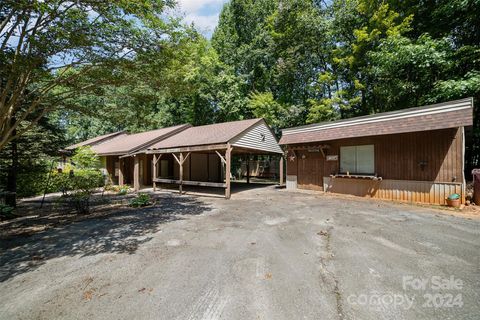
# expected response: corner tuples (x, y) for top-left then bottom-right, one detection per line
(323, 177), (463, 205)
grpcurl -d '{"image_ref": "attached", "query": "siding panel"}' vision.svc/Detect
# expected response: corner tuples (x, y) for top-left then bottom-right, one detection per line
(323, 177), (462, 205)
(231, 121), (283, 154)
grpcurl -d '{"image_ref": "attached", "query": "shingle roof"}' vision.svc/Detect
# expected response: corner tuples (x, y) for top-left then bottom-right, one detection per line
(66, 124), (191, 155)
(65, 131), (126, 150)
(90, 124), (191, 155)
(279, 98), (474, 145)
(148, 118), (263, 150)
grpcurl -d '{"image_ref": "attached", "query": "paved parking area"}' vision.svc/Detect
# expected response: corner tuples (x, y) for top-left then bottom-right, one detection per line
(1, 186), (479, 319)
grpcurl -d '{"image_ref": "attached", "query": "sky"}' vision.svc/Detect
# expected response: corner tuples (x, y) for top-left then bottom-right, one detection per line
(175, 0), (229, 38)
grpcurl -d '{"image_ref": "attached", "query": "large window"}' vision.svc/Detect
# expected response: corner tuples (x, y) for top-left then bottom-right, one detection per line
(340, 145), (374, 174)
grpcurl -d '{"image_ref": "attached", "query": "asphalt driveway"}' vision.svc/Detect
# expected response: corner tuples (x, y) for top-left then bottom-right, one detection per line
(1, 186), (479, 319)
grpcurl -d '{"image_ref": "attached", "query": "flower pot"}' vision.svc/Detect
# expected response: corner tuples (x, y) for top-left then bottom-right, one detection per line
(446, 198), (461, 208)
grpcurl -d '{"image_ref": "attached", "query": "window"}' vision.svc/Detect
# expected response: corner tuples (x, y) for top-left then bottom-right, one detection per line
(340, 145), (374, 174)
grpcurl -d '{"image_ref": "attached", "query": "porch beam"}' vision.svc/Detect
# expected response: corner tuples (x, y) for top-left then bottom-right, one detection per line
(172, 153), (181, 165)
(215, 151), (226, 165)
(148, 144), (228, 154)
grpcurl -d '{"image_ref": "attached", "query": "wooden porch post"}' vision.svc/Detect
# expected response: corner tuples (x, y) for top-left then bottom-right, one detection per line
(179, 153), (184, 194)
(279, 156), (284, 186)
(133, 156), (140, 191)
(118, 158), (124, 186)
(152, 154), (157, 191)
(225, 144), (232, 199)
(246, 155), (250, 184)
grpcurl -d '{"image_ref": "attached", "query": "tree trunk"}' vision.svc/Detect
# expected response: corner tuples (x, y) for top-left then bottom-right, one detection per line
(5, 125), (17, 208)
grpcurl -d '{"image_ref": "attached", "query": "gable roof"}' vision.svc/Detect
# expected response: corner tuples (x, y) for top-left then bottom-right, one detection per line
(66, 124), (191, 156)
(92, 124), (191, 155)
(279, 98), (474, 145)
(65, 131), (126, 150)
(148, 118), (264, 150)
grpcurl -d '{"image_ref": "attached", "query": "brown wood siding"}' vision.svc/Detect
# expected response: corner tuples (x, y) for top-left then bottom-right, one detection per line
(287, 128), (462, 184)
(323, 178), (463, 205)
(297, 150), (324, 190)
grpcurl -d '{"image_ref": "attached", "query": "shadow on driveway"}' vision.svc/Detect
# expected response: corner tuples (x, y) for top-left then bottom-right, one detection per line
(0, 193), (211, 282)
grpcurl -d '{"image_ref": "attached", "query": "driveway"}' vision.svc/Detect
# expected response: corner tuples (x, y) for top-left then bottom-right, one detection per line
(1, 186), (479, 319)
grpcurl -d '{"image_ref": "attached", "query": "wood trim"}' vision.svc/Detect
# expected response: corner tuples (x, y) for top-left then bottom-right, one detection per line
(288, 144), (331, 151)
(148, 144), (228, 154)
(172, 153), (181, 165)
(225, 144), (232, 199)
(215, 151), (226, 165)
(118, 158), (124, 185)
(153, 178), (226, 188)
(153, 154), (162, 165)
(279, 156), (284, 186)
(133, 156), (140, 191)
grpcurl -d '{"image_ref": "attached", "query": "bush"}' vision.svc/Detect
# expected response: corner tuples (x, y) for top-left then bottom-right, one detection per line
(129, 193), (151, 208)
(50, 168), (104, 194)
(48, 169), (104, 214)
(71, 146), (101, 169)
(105, 184), (131, 195)
(68, 191), (91, 214)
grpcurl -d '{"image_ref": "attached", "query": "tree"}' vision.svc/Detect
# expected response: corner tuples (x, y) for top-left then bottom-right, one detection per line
(0, 113), (66, 206)
(0, 0), (177, 150)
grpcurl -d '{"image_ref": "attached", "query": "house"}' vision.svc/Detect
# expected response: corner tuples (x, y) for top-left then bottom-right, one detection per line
(65, 124), (191, 187)
(146, 118), (283, 198)
(279, 98), (474, 205)
(65, 118), (283, 198)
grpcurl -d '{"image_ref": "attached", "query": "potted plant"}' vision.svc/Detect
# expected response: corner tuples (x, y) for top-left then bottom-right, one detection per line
(446, 193), (461, 208)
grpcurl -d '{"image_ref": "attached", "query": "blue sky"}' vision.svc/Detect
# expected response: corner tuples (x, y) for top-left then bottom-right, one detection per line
(176, 0), (229, 38)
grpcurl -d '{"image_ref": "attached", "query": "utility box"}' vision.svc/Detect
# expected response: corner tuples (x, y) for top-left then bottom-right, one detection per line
(473, 169), (480, 205)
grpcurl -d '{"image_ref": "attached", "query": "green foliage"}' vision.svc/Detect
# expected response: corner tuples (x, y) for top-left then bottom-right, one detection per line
(50, 169), (104, 194)
(248, 92), (287, 130)
(105, 184), (131, 195)
(48, 168), (104, 214)
(71, 146), (101, 169)
(306, 99), (340, 124)
(4, 0), (478, 186)
(129, 193), (152, 208)
(0, 0), (178, 150)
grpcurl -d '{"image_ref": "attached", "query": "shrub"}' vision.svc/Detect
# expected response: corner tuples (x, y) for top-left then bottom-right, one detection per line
(48, 168), (104, 214)
(129, 193), (151, 208)
(71, 146), (101, 169)
(104, 184), (131, 195)
(117, 185), (130, 195)
(68, 191), (91, 214)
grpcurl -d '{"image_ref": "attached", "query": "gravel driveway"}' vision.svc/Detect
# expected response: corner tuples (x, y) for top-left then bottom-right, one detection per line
(1, 186), (479, 319)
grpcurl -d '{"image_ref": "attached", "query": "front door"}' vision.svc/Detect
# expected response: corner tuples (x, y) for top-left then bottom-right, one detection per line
(297, 150), (324, 190)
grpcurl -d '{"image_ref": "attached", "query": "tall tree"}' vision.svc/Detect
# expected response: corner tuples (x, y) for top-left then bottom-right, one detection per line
(0, 0), (177, 150)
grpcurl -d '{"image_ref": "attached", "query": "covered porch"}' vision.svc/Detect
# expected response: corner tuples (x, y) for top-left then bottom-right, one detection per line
(148, 144), (284, 199)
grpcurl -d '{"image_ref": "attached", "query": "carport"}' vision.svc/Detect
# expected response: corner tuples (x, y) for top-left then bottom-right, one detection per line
(146, 118), (284, 199)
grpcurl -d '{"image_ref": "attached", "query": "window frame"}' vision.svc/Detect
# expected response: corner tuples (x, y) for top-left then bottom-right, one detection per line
(339, 144), (375, 175)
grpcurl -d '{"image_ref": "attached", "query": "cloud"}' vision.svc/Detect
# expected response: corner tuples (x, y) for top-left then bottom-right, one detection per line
(175, 0), (228, 38)
(176, 0), (226, 14)
(184, 13), (220, 35)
